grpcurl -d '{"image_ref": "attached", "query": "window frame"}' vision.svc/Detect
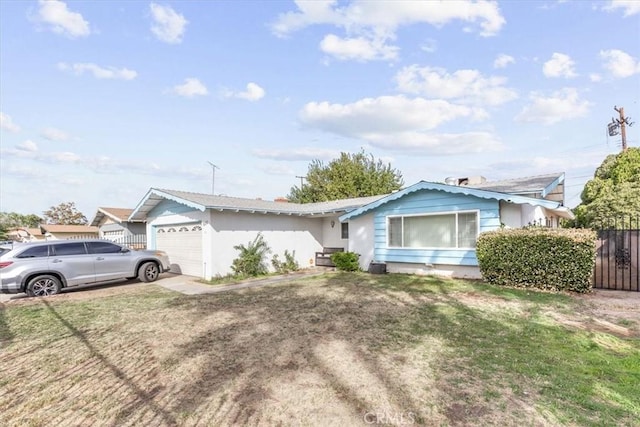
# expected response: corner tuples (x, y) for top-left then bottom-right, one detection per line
(51, 242), (88, 256)
(86, 241), (124, 254)
(341, 222), (349, 239)
(16, 245), (50, 258)
(386, 210), (480, 249)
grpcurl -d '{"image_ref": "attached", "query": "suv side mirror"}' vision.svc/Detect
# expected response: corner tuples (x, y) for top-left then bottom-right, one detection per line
(121, 247), (130, 253)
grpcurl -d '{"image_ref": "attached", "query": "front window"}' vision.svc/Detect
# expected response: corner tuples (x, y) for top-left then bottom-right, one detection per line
(387, 211), (478, 248)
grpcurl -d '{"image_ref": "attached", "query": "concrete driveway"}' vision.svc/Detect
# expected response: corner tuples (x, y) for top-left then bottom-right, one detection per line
(0, 273), (192, 303)
(0, 269), (328, 302)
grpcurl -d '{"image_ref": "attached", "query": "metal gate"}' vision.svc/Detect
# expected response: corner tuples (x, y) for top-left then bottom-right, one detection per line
(593, 216), (639, 291)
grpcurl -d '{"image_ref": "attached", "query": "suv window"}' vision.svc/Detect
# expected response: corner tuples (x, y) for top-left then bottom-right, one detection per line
(16, 245), (50, 258)
(87, 241), (123, 254)
(53, 242), (87, 256)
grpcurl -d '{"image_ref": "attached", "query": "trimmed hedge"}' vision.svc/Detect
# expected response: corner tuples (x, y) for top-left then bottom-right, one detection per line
(476, 228), (597, 293)
(330, 251), (360, 271)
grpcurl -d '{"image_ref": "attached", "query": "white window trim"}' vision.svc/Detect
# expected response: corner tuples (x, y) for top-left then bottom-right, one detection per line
(386, 210), (480, 249)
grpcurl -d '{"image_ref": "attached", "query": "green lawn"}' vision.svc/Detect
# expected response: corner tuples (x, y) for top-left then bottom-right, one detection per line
(1, 273), (638, 426)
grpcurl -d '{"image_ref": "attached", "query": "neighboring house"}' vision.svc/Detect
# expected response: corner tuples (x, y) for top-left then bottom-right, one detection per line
(130, 173), (573, 279)
(339, 173), (573, 278)
(7, 227), (45, 242)
(90, 207), (146, 245)
(129, 188), (381, 277)
(40, 224), (99, 240)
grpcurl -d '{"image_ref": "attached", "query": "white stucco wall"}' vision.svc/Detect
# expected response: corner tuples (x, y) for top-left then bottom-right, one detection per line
(209, 211), (324, 278)
(345, 213), (375, 271)
(321, 216), (348, 249)
(520, 204), (546, 226)
(499, 201), (522, 228)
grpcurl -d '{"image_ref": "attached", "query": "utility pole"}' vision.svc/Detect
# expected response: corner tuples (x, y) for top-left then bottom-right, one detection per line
(207, 161), (219, 195)
(608, 106), (634, 152)
(295, 175), (306, 188)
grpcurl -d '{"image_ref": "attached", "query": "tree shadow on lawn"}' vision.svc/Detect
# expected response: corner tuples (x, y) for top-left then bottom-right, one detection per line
(156, 273), (639, 426)
(0, 303), (13, 349)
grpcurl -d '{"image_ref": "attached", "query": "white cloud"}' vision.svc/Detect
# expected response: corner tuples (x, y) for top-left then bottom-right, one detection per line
(52, 152), (81, 163)
(0, 145), (79, 163)
(493, 54), (515, 69)
(395, 65), (518, 106)
(150, 3), (188, 44)
(365, 131), (503, 155)
(515, 88), (592, 125)
(421, 38), (438, 53)
(41, 127), (70, 141)
(299, 95), (499, 155)
(16, 140), (38, 152)
(600, 49), (640, 78)
(237, 83), (265, 101)
(589, 73), (602, 82)
(543, 53), (577, 78)
(0, 112), (21, 132)
(320, 34), (398, 61)
(57, 62), (137, 80)
(603, 0), (640, 16)
(35, 0), (90, 38)
(272, 0), (504, 61)
(171, 78), (209, 98)
(223, 82), (266, 101)
(252, 147), (340, 161)
(272, 0), (505, 37)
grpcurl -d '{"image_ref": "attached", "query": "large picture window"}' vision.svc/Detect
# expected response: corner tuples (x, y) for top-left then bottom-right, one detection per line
(387, 211), (478, 248)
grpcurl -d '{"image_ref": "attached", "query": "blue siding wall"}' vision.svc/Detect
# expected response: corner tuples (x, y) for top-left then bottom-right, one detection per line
(373, 190), (500, 266)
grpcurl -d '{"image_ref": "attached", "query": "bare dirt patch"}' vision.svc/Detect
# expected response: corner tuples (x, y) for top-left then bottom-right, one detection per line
(573, 289), (640, 336)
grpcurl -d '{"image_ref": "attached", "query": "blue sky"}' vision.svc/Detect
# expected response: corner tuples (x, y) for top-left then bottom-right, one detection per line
(1, 0), (639, 219)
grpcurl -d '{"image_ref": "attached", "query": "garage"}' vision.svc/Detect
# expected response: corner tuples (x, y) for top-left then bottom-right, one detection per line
(155, 223), (203, 276)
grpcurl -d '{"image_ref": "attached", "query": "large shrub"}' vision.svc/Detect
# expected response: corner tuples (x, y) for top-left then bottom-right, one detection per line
(330, 251), (360, 271)
(476, 228), (597, 293)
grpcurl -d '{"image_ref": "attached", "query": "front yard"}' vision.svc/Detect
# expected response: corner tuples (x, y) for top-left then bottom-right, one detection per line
(1, 273), (638, 426)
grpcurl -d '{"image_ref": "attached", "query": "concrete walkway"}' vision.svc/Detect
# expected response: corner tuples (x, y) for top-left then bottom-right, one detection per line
(156, 269), (330, 295)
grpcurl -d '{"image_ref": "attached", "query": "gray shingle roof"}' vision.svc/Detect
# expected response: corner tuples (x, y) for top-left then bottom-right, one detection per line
(464, 173), (563, 195)
(129, 188), (387, 220)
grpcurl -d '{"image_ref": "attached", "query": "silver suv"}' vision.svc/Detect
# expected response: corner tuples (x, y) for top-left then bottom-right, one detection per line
(0, 239), (171, 297)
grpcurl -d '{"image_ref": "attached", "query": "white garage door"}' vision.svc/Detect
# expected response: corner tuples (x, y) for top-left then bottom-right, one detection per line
(155, 223), (203, 277)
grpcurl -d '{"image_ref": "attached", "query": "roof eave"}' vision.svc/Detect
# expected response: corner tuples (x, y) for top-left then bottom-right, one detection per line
(339, 181), (570, 222)
(129, 188), (207, 222)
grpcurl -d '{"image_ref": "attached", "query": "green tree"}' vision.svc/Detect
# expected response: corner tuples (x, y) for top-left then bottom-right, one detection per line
(288, 150), (403, 203)
(572, 147), (640, 228)
(43, 202), (88, 225)
(0, 223), (8, 241)
(0, 212), (43, 228)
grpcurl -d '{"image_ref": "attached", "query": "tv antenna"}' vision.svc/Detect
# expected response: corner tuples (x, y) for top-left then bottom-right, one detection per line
(207, 161), (219, 195)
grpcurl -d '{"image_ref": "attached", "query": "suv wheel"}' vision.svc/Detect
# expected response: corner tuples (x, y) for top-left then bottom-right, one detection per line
(26, 275), (62, 297)
(138, 262), (159, 282)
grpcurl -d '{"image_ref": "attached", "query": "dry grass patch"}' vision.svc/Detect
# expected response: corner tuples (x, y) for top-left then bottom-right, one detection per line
(1, 272), (639, 426)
